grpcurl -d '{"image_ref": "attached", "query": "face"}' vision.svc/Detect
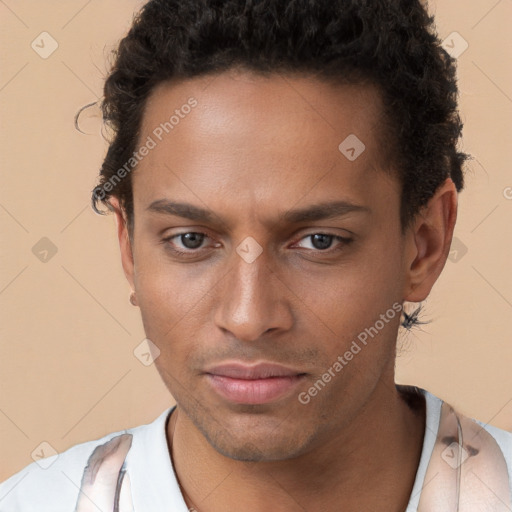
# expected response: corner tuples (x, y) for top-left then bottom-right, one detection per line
(120, 70), (413, 461)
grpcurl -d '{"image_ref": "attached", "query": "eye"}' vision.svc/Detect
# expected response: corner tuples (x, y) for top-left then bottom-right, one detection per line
(293, 233), (353, 252)
(162, 231), (353, 258)
(163, 232), (214, 256)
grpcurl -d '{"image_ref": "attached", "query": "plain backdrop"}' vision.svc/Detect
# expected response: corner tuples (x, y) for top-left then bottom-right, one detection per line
(0, 0), (511, 481)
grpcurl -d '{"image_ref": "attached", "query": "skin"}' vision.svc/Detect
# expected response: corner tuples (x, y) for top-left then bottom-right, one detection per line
(111, 69), (458, 511)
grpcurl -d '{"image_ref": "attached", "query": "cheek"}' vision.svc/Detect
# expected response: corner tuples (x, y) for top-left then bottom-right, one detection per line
(352, 228), (405, 302)
(302, 236), (403, 317)
(132, 242), (220, 348)
(295, 237), (405, 369)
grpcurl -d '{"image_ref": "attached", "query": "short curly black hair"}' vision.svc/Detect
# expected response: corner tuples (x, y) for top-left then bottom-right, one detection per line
(92, 0), (468, 232)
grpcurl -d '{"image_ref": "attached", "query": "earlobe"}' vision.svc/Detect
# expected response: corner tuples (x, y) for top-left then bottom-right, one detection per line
(404, 178), (458, 302)
(110, 198), (136, 291)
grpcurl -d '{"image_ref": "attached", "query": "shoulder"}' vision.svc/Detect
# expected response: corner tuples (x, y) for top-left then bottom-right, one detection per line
(0, 408), (173, 512)
(422, 387), (511, 459)
(473, 417), (512, 465)
(0, 432), (124, 512)
(405, 387), (512, 511)
(423, 388), (512, 507)
(426, 388), (511, 459)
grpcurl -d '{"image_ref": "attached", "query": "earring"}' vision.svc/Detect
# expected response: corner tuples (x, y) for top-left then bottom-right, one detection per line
(129, 291), (138, 306)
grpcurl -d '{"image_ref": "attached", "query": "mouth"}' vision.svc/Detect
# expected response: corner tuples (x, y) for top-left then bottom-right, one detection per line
(203, 362), (307, 405)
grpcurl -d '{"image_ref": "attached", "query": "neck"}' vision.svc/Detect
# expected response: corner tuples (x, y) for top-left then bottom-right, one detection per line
(167, 383), (425, 512)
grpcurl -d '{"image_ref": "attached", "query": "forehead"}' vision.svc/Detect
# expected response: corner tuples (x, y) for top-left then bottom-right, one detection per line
(141, 70), (385, 156)
(133, 70), (397, 222)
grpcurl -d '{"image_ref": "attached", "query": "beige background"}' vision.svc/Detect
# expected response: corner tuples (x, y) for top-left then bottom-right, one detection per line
(0, 0), (511, 482)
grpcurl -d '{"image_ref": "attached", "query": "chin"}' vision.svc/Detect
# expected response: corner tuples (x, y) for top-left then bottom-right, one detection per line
(203, 424), (314, 462)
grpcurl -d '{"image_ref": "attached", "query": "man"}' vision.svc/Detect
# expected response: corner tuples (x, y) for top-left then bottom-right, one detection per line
(1, 0), (510, 510)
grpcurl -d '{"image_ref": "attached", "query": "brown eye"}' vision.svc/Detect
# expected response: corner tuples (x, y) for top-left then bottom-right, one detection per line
(178, 233), (206, 250)
(310, 234), (334, 250)
(294, 233), (353, 252)
(162, 231), (212, 256)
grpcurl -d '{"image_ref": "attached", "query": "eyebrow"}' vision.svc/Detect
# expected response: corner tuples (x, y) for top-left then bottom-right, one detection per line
(146, 199), (370, 226)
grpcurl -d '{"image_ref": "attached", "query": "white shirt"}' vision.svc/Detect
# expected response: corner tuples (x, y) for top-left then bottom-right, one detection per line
(1, 388), (511, 511)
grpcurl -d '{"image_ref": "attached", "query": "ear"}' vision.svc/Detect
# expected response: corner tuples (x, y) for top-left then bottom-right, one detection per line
(403, 178), (458, 302)
(110, 198), (136, 292)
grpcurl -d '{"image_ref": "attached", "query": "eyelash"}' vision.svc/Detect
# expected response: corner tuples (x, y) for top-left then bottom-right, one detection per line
(161, 231), (353, 258)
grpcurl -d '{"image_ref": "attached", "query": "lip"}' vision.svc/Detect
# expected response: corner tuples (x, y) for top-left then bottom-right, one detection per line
(204, 362), (306, 405)
(205, 362), (304, 379)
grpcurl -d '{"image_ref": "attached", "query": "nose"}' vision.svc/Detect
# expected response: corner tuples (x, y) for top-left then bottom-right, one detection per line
(213, 249), (294, 342)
